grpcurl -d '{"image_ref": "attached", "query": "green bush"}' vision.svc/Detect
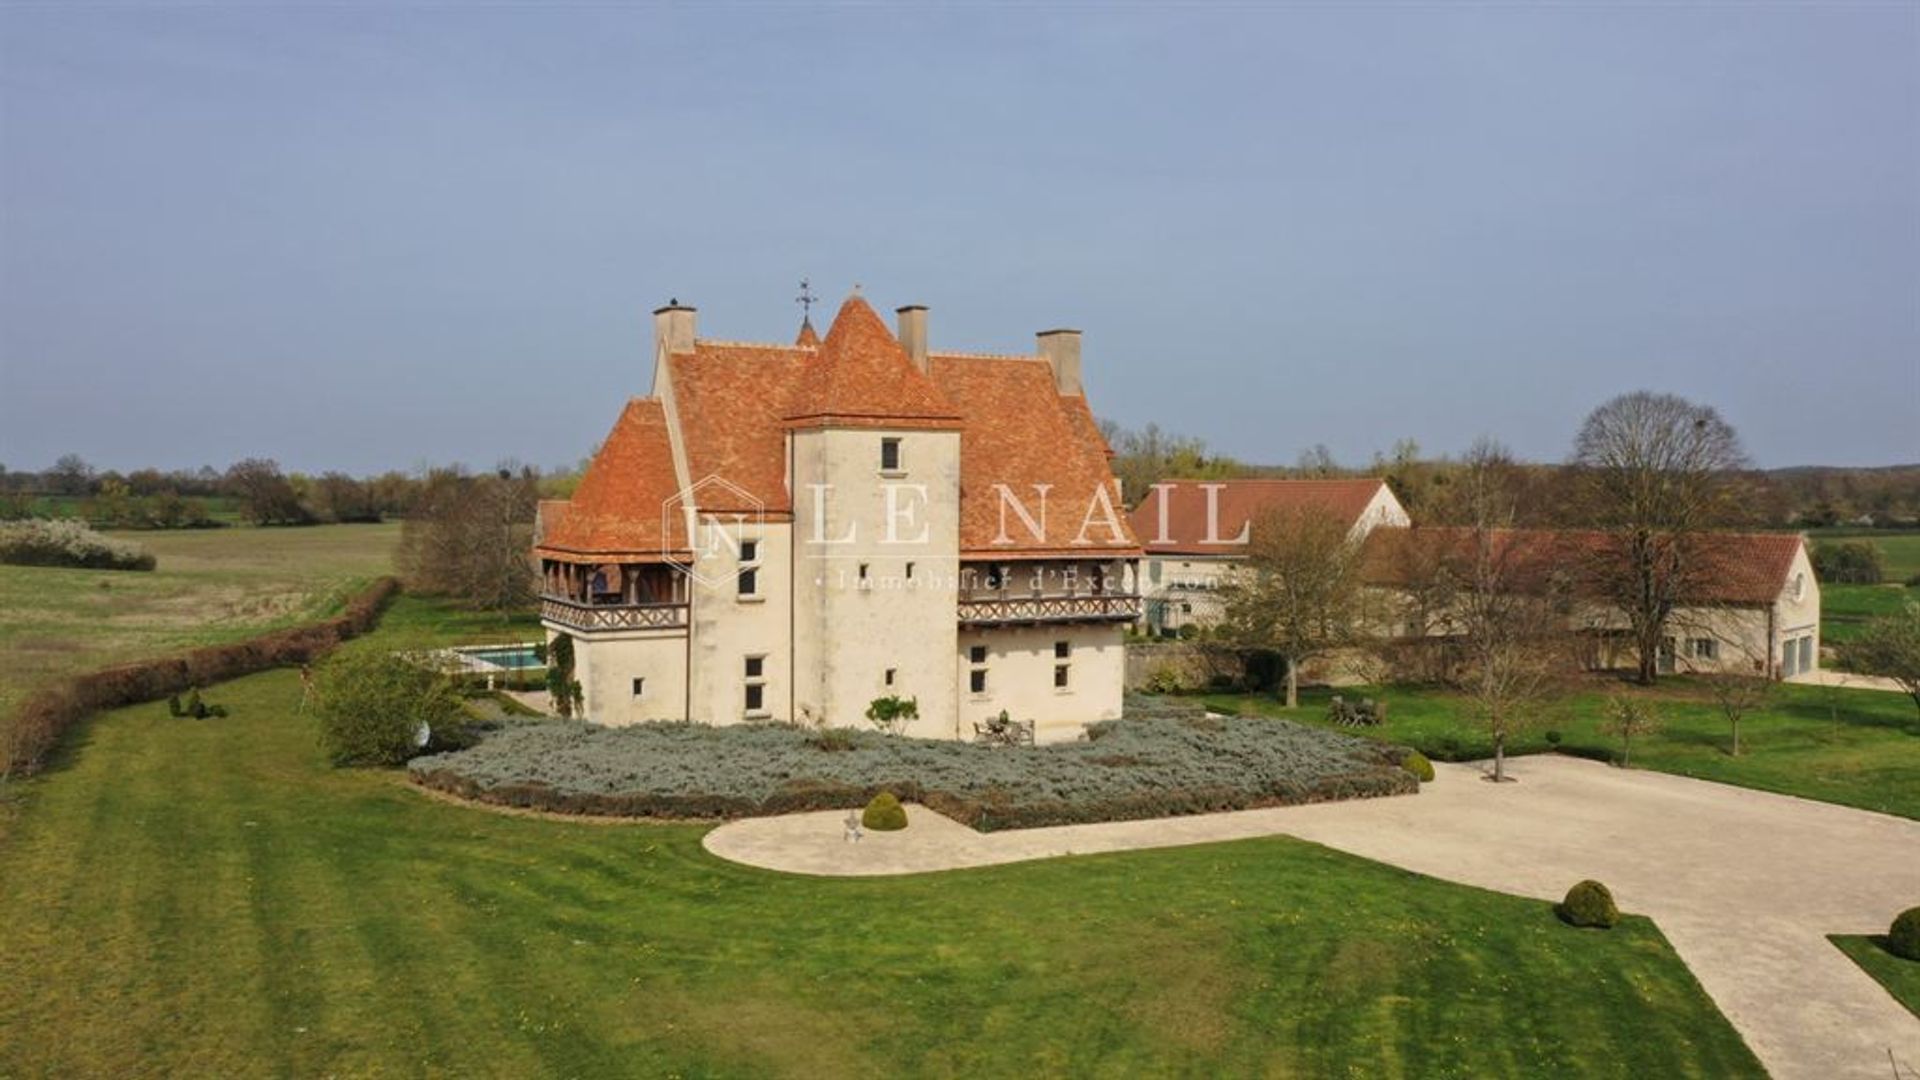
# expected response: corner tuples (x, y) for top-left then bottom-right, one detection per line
(1401, 750), (1434, 783)
(1890, 906), (1920, 961)
(862, 791), (908, 831)
(1557, 880), (1619, 929)
(1812, 539), (1884, 585)
(315, 650), (465, 766)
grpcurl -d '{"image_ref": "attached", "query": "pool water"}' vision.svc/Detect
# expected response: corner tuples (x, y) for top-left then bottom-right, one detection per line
(457, 645), (544, 671)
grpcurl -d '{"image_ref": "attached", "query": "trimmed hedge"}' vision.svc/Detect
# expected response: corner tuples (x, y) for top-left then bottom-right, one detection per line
(2, 576), (401, 774)
(1400, 750), (1435, 783)
(1557, 880), (1620, 929)
(410, 713), (1419, 831)
(862, 791), (908, 831)
(1891, 906), (1920, 962)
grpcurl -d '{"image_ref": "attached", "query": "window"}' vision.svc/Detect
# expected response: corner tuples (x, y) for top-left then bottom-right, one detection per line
(738, 540), (761, 599)
(1054, 664), (1070, 689)
(858, 563), (869, 581)
(1689, 638), (1719, 661)
(880, 437), (902, 471)
(744, 655), (767, 715)
(969, 669), (987, 694)
(969, 645), (988, 664)
(631, 677), (646, 698)
(884, 668), (896, 687)
(905, 562), (915, 580)
(1054, 640), (1070, 659)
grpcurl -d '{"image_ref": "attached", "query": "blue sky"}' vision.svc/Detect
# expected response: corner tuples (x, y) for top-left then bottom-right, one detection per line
(2, 4), (1915, 475)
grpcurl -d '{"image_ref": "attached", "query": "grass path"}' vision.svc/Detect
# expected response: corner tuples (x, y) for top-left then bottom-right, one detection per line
(0, 599), (1762, 1078)
(1831, 936), (1920, 1020)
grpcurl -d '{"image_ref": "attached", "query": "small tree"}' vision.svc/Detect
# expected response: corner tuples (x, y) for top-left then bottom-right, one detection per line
(1702, 648), (1773, 757)
(1217, 505), (1364, 708)
(865, 694), (920, 736)
(1837, 603), (1920, 720)
(313, 650), (464, 766)
(1601, 694), (1661, 768)
(545, 634), (576, 718)
(1445, 440), (1566, 782)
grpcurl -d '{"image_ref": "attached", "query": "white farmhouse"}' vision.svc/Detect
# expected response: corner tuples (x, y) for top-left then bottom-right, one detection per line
(533, 294), (1142, 742)
(1128, 478), (1410, 634)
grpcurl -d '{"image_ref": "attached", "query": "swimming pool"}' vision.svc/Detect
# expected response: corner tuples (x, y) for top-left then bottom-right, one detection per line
(454, 644), (545, 671)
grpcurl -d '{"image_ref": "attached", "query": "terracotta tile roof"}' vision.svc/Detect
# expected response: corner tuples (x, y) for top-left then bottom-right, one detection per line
(1131, 479), (1391, 555)
(784, 296), (963, 430)
(668, 341), (809, 514)
(534, 398), (690, 562)
(539, 297), (1140, 562)
(929, 352), (1140, 558)
(1359, 527), (1807, 605)
(795, 318), (820, 348)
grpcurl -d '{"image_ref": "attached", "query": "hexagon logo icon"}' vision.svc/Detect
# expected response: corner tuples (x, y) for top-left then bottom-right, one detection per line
(663, 474), (765, 587)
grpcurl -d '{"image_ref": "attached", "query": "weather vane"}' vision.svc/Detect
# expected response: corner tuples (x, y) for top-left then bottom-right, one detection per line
(795, 278), (816, 319)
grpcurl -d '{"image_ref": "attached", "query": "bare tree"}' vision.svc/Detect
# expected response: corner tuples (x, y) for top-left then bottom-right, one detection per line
(1571, 392), (1749, 684)
(397, 467), (539, 612)
(1217, 504), (1365, 708)
(1446, 440), (1568, 782)
(1837, 603), (1920, 721)
(1602, 694), (1661, 768)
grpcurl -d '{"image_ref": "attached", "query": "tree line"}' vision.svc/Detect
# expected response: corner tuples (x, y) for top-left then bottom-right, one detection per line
(1096, 422), (1920, 529)
(0, 454), (582, 530)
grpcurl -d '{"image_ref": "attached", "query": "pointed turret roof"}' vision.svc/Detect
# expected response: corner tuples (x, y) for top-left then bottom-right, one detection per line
(784, 295), (961, 429)
(795, 318), (820, 348)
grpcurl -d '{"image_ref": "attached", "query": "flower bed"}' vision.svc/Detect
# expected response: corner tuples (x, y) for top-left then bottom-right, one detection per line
(408, 710), (1418, 831)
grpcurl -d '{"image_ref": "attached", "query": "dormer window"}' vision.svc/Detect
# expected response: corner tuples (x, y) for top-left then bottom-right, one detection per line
(880, 437), (902, 472)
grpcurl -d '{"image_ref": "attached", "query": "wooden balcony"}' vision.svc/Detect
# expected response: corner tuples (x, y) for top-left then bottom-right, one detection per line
(956, 592), (1142, 627)
(539, 595), (689, 633)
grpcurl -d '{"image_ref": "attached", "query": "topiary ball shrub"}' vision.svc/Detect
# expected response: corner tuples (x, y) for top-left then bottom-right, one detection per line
(1401, 750), (1434, 783)
(1890, 906), (1920, 961)
(862, 791), (908, 832)
(1556, 880), (1619, 929)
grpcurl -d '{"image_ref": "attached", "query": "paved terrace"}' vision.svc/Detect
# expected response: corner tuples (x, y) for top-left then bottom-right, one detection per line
(705, 756), (1920, 1080)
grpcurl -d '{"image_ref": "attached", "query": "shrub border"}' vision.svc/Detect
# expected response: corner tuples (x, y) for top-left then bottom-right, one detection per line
(409, 758), (1414, 832)
(2, 576), (401, 775)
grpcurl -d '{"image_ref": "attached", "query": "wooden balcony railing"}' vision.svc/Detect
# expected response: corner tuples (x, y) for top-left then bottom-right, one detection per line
(956, 593), (1142, 627)
(539, 595), (689, 633)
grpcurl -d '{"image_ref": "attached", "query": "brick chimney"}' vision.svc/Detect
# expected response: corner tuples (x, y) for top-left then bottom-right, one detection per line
(896, 305), (929, 373)
(1036, 328), (1082, 396)
(653, 300), (696, 356)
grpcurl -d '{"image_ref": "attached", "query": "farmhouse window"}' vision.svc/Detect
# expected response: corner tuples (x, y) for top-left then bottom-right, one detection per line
(880, 437), (902, 472)
(969, 669), (987, 694)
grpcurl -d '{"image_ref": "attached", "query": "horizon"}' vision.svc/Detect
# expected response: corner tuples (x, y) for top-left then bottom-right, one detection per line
(2, 6), (1916, 475)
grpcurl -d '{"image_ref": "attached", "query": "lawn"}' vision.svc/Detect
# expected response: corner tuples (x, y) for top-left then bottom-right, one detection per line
(0, 596), (1764, 1078)
(1205, 678), (1920, 820)
(1829, 936), (1920, 1019)
(1810, 528), (1920, 581)
(1824, 582), (1918, 645)
(0, 523), (401, 717)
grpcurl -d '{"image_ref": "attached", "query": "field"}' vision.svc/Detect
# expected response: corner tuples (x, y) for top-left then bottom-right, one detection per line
(1813, 529), (1920, 647)
(0, 524), (400, 717)
(1206, 679), (1920, 820)
(0, 597), (1763, 1077)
